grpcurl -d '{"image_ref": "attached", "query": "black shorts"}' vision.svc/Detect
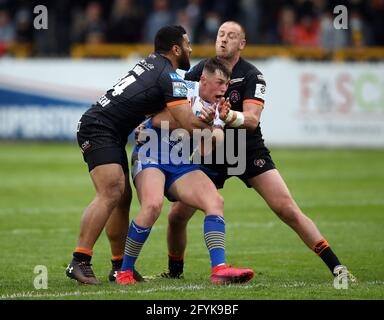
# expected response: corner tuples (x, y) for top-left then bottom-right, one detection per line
(77, 115), (129, 172)
(200, 147), (275, 189)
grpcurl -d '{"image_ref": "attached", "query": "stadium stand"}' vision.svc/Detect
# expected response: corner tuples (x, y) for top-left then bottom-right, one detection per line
(0, 0), (383, 60)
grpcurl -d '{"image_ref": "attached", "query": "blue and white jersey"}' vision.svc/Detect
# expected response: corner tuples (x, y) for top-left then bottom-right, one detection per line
(134, 80), (211, 166)
(187, 81), (211, 118)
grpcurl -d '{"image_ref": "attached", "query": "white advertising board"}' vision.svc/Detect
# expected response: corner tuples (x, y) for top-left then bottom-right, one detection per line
(0, 58), (383, 146)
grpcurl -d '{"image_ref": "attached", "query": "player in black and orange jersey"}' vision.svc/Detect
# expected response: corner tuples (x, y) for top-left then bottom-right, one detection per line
(161, 21), (356, 283)
(66, 25), (213, 285)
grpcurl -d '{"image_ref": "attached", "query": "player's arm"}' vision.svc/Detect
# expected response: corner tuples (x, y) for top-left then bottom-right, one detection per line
(135, 111), (180, 145)
(161, 72), (210, 133)
(223, 71), (266, 130)
(153, 105), (216, 130)
(238, 100), (263, 130)
(151, 108), (179, 129)
(223, 100), (263, 130)
(166, 102), (210, 133)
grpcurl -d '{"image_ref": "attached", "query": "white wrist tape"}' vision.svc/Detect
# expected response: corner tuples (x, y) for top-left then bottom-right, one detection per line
(224, 110), (234, 123)
(230, 112), (245, 127)
(225, 110), (245, 127)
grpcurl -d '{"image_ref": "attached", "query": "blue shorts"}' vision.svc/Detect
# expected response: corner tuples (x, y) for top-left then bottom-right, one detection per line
(131, 150), (201, 201)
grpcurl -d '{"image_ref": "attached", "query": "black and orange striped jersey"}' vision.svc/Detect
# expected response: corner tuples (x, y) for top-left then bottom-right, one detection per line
(83, 53), (189, 138)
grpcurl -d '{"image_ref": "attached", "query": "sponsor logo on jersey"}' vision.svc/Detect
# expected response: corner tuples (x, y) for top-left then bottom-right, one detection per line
(229, 77), (244, 85)
(132, 65), (145, 76)
(229, 90), (241, 104)
(172, 81), (188, 97)
(185, 80), (196, 89)
(255, 83), (266, 100)
(80, 140), (92, 153)
(254, 158), (266, 168)
(138, 59), (154, 70)
(169, 72), (184, 81)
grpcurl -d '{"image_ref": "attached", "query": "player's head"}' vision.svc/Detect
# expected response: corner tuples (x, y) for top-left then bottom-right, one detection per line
(199, 57), (231, 103)
(215, 21), (246, 61)
(154, 25), (192, 71)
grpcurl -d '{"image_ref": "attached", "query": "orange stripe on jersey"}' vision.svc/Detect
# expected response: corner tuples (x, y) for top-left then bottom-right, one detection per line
(243, 99), (264, 107)
(166, 99), (190, 107)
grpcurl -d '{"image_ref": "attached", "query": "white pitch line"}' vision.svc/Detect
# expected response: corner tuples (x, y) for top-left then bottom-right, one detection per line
(0, 284), (259, 300)
(4, 281), (382, 300)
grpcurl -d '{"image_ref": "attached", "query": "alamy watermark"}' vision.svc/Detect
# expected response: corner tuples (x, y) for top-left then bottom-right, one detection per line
(33, 265), (48, 289)
(33, 5), (48, 30)
(136, 122), (247, 175)
(333, 5), (348, 30)
(333, 269), (349, 290)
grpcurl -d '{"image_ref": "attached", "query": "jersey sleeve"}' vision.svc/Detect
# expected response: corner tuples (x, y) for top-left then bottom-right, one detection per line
(159, 70), (189, 108)
(184, 60), (206, 81)
(243, 70), (267, 107)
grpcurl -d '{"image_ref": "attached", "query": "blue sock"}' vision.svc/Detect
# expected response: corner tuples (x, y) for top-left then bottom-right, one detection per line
(204, 215), (225, 267)
(121, 221), (151, 272)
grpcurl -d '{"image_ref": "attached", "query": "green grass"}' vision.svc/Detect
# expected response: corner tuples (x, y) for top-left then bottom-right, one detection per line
(0, 142), (383, 300)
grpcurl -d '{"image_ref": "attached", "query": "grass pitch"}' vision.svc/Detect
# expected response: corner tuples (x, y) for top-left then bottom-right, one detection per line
(0, 142), (383, 300)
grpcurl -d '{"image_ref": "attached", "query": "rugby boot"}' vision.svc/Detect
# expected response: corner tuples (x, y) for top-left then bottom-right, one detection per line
(116, 270), (138, 285)
(210, 264), (254, 284)
(66, 259), (100, 285)
(109, 264), (146, 282)
(333, 265), (357, 283)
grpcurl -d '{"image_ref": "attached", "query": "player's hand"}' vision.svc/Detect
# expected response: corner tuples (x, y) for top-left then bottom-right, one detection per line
(198, 105), (216, 124)
(217, 97), (231, 121)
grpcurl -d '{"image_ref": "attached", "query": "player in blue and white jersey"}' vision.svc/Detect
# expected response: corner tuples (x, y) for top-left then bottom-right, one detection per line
(117, 57), (255, 285)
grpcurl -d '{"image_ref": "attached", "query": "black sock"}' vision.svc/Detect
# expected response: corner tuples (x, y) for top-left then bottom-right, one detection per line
(73, 252), (92, 263)
(111, 259), (123, 270)
(169, 257), (184, 276)
(319, 247), (341, 274)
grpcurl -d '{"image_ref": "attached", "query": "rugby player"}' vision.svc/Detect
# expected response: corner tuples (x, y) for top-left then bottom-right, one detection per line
(116, 57), (254, 285)
(66, 25), (217, 285)
(161, 21), (356, 282)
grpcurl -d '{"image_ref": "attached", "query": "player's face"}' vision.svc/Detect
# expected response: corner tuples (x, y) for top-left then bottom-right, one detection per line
(201, 70), (229, 103)
(215, 22), (245, 60)
(178, 34), (192, 71)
